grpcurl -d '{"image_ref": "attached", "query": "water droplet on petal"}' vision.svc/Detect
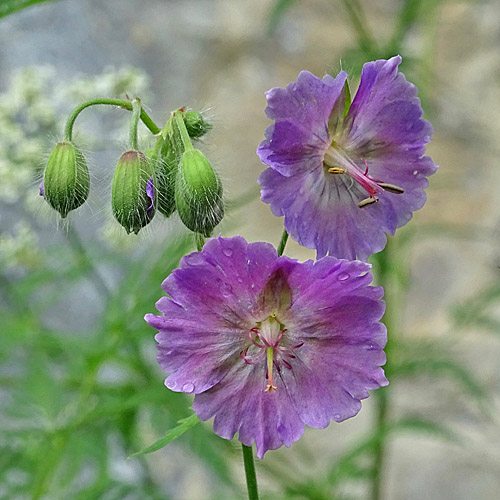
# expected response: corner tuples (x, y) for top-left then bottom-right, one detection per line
(222, 248), (233, 257)
(237, 277), (244, 283)
(337, 272), (349, 282)
(182, 382), (195, 393)
(334, 413), (341, 420)
(166, 380), (176, 390)
(413, 170), (418, 175)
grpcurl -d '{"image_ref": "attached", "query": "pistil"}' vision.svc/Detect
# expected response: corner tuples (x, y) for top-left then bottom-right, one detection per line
(264, 347), (277, 393)
(324, 145), (404, 208)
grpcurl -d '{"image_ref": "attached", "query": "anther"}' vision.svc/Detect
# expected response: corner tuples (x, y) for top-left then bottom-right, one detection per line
(358, 197), (379, 208)
(327, 167), (345, 174)
(379, 182), (404, 194)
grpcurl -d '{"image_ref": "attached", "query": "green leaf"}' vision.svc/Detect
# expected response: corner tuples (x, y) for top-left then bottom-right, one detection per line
(0, 0), (56, 19)
(127, 413), (200, 459)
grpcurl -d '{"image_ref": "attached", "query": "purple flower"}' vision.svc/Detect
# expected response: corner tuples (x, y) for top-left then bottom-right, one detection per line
(145, 236), (387, 457)
(257, 56), (438, 260)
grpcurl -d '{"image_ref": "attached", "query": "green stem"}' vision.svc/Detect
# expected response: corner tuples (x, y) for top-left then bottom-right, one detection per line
(63, 98), (160, 142)
(241, 444), (259, 500)
(195, 233), (205, 252)
(277, 228), (289, 257)
(129, 98), (142, 150)
(370, 239), (397, 500)
(174, 110), (194, 152)
(340, 0), (378, 58)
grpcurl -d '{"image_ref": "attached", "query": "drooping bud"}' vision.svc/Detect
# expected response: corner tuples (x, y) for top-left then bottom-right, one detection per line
(182, 111), (212, 139)
(175, 149), (224, 237)
(154, 135), (179, 218)
(111, 150), (156, 234)
(42, 142), (90, 218)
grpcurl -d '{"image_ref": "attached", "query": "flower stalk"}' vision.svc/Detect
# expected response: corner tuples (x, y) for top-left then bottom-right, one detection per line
(242, 444), (259, 500)
(129, 98), (142, 151)
(63, 97), (160, 142)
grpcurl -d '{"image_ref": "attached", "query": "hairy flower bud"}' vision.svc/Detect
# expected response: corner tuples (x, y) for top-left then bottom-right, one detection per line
(183, 111), (212, 139)
(175, 149), (224, 237)
(42, 142), (90, 218)
(111, 150), (156, 234)
(154, 136), (178, 218)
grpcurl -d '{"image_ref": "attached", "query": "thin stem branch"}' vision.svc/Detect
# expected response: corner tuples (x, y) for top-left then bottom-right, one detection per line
(340, 0), (378, 58)
(277, 228), (289, 257)
(129, 98), (142, 150)
(174, 110), (194, 152)
(63, 98), (160, 142)
(241, 444), (259, 500)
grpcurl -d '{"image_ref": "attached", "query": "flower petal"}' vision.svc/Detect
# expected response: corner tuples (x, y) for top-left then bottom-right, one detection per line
(257, 71), (347, 177)
(259, 166), (397, 260)
(193, 361), (305, 458)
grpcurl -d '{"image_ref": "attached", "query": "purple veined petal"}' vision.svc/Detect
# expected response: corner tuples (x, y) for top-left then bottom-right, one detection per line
(257, 56), (438, 260)
(146, 236), (387, 457)
(257, 70), (348, 178)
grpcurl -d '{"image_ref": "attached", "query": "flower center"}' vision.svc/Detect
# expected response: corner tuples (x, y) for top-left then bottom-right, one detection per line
(239, 315), (303, 394)
(323, 145), (404, 208)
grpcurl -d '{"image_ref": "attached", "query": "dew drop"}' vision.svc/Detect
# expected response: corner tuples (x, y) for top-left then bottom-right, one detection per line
(237, 277), (244, 283)
(337, 272), (349, 282)
(334, 413), (341, 420)
(166, 380), (176, 390)
(222, 248), (233, 257)
(182, 382), (195, 393)
(413, 170), (418, 175)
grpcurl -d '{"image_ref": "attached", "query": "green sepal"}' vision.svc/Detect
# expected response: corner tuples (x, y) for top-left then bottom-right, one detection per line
(175, 149), (224, 237)
(154, 134), (179, 218)
(43, 142), (90, 218)
(111, 150), (156, 234)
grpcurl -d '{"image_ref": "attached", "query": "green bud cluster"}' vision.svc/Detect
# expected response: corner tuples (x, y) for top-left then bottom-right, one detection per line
(41, 100), (223, 237)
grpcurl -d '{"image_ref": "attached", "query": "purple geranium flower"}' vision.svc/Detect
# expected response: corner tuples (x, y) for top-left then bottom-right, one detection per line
(146, 236), (387, 457)
(257, 56), (438, 260)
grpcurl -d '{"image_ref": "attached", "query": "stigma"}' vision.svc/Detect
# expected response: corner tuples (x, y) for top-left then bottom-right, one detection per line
(324, 146), (404, 208)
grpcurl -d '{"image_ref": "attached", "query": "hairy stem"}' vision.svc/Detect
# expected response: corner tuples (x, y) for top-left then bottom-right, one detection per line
(129, 98), (142, 151)
(63, 97), (160, 142)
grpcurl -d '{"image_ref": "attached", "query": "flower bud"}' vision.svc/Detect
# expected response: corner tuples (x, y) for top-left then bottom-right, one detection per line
(111, 150), (156, 234)
(42, 142), (90, 218)
(183, 111), (212, 139)
(175, 149), (224, 237)
(154, 136), (179, 218)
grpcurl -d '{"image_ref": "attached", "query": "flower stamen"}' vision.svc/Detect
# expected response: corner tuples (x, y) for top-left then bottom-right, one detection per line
(327, 167), (345, 174)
